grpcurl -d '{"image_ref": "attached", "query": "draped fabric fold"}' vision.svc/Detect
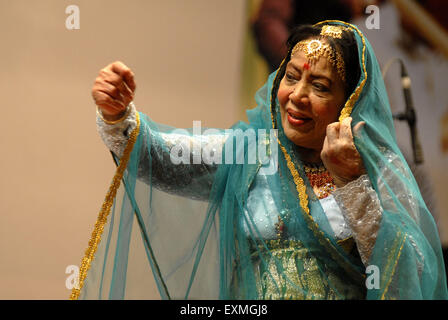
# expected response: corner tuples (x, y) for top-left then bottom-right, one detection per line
(72, 21), (447, 300)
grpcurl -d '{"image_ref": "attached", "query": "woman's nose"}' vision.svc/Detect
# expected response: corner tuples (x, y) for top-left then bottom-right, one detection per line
(289, 82), (309, 107)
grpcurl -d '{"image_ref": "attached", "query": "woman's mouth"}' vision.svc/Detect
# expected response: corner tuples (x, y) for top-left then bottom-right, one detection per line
(286, 110), (312, 127)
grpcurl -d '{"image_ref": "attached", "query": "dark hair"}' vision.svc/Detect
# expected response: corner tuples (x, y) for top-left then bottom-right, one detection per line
(270, 24), (360, 124)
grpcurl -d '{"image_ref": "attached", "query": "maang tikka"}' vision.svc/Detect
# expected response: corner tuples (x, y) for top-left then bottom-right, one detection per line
(291, 25), (348, 82)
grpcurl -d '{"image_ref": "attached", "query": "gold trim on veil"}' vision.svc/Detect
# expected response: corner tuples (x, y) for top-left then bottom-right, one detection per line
(70, 113), (141, 300)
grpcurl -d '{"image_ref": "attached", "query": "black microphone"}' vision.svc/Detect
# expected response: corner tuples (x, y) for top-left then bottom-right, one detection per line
(391, 60), (424, 164)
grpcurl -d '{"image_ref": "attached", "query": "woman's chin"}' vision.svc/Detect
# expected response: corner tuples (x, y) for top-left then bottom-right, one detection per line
(283, 123), (311, 146)
(284, 131), (309, 148)
(283, 128), (324, 152)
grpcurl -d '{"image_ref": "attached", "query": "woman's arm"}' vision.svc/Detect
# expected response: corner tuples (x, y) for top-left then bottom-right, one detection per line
(332, 174), (382, 265)
(94, 62), (227, 201)
(96, 101), (138, 159)
(331, 148), (424, 266)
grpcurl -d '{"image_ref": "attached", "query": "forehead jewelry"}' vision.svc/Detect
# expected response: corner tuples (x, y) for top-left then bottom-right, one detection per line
(320, 25), (349, 39)
(290, 24), (349, 82)
(291, 38), (346, 82)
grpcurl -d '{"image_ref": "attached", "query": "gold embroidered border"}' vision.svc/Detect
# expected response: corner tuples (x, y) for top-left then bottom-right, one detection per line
(380, 232), (407, 300)
(278, 141), (310, 214)
(70, 112), (141, 300)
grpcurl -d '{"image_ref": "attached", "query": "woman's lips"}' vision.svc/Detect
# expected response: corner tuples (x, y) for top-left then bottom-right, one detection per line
(286, 109), (312, 127)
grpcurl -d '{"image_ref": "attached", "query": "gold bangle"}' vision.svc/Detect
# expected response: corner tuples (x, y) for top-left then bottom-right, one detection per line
(96, 104), (131, 125)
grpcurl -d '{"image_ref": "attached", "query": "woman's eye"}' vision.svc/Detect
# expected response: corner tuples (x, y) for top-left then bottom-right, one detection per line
(285, 73), (297, 82)
(313, 82), (329, 92)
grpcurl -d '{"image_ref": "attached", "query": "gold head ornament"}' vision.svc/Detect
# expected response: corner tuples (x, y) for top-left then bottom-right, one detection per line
(291, 25), (350, 82)
(320, 25), (350, 39)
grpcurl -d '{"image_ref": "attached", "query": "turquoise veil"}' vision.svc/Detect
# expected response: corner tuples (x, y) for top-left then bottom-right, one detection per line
(72, 21), (447, 300)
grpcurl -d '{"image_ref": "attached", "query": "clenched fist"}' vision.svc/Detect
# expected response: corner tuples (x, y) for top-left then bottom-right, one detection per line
(321, 117), (366, 187)
(92, 61), (136, 121)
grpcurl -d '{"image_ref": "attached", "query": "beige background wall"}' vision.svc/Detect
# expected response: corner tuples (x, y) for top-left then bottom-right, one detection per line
(0, 0), (245, 299)
(1, 0), (448, 300)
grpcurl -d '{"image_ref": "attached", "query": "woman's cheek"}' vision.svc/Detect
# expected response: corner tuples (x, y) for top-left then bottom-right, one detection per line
(277, 86), (290, 108)
(313, 105), (327, 120)
(312, 101), (338, 124)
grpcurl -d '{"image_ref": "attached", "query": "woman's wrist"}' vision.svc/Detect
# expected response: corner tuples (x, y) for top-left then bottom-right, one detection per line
(96, 103), (132, 125)
(332, 174), (382, 265)
(96, 101), (138, 158)
(333, 174), (362, 188)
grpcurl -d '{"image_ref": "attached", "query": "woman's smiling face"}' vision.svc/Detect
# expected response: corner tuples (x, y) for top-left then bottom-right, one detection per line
(277, 42), (346, 152)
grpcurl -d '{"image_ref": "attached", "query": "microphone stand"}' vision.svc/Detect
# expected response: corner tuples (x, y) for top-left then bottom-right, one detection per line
(382, 58), (424, 164)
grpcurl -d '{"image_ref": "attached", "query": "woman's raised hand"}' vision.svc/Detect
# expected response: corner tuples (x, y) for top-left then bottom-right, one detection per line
(92, 61), (136, 121)
(321, 117), (366, 187)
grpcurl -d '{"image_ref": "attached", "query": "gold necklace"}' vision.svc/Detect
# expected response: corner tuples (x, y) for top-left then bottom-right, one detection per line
(275, 163), (336, 239)
(303, 164), (336, 200)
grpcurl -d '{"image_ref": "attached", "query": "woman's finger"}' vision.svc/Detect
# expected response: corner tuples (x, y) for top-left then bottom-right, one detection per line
(353, 121), (366, 138)
(321, 135), (329, 155)
(339, 117), (354, 142)
(326, 122), (340, 145)
(94, 90), (126, 114)
(111, 61), (136, 92)
(104, 78), (133, 103)
(97, 80), (123, 101)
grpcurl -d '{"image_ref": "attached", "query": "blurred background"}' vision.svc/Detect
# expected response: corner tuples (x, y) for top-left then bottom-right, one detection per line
(0, 0), (447, 299)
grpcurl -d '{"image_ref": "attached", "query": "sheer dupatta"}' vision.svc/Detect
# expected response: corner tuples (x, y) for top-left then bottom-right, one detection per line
(72, 21), (448, 300)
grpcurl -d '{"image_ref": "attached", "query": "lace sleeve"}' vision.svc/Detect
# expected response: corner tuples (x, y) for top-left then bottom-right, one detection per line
(135, 126), (227, 200)
(377, 151), (420, 224)
(96, 103), (227, 201)
(332, 151), (421, 266)
(332, 175), (382, 265)
(96, 102), (138, 158)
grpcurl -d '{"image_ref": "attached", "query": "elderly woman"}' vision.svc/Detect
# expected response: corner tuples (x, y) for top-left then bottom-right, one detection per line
(72, 21), (447, 300)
